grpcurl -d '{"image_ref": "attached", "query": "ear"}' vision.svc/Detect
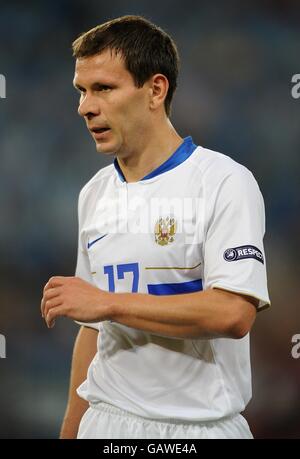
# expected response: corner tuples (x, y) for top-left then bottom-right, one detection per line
(149, 74), (169, 111)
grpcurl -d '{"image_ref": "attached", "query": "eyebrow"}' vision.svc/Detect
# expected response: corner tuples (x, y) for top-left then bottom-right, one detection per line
(73, 81), (114, 91)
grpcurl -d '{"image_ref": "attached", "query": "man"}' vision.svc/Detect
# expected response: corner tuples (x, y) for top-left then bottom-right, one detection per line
(41, 15), (270, 439)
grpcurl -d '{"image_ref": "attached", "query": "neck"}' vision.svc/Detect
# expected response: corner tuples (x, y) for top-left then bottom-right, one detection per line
(116, 120), (183, 183)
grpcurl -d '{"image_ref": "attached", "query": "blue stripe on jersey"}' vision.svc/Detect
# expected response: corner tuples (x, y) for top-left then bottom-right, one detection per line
(114, 136), (197, 183)
(147, 279), (203, 295)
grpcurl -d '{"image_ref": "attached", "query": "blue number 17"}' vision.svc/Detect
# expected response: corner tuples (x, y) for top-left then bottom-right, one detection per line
(104, 263), (139, 293)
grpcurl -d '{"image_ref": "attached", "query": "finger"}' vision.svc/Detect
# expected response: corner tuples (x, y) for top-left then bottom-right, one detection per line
(46, 305), (65, 329)
(43, 281), (55, 295)
(41, 295), (49, 318)
(41, 297), (45, 318)
(43, 296), (63, 321)
(44, 287), (61, 300)
(41, 288), (61, 317)
(45, 276), (72, 290)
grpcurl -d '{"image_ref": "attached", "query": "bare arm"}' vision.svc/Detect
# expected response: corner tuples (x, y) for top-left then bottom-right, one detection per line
(42, 277), (257, 340)
(108, 287), (257, 339)
(60, 325), (98, 439)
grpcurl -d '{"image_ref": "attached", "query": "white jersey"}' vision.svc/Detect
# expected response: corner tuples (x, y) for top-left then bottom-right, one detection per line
(75, 136), (270, 421)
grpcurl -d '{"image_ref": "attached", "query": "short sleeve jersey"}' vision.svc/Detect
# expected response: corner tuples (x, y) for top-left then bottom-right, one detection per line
(75, 137), (270, 421)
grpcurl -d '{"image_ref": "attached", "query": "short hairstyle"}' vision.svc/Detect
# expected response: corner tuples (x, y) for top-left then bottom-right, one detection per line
(72, 15), (179, 116)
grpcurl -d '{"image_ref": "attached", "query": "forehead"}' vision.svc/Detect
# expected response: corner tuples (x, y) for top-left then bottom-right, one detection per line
(73, 49), (133, 86)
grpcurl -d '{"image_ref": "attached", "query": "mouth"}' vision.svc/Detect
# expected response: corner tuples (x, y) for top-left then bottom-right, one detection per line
(90, 127), (111, 139)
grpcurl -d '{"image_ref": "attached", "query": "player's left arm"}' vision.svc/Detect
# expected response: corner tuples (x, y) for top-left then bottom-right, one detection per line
(41, 277), (257, 340)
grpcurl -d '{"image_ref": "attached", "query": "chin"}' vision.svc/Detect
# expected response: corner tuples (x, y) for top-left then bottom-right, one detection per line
(95, 141), (116, 155)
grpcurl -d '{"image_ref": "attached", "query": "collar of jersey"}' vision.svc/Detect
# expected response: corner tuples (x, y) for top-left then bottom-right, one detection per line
(114, 136), (197, 183)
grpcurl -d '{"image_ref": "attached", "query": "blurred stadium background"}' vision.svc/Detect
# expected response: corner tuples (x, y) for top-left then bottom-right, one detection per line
(0, 0), (299, 438)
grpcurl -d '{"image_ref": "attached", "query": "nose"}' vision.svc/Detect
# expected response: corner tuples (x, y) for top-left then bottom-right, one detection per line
(78, 93), (100, 118)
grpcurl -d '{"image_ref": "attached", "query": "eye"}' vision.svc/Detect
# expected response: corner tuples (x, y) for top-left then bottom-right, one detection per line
(75, 87), (85, 95)
(98, 85), (112, 92)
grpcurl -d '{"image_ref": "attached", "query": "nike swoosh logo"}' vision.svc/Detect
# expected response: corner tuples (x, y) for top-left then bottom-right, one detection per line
(87, 234), (108, 249)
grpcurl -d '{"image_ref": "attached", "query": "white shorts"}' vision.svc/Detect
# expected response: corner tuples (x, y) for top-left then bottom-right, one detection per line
(77, 402), (253, 439)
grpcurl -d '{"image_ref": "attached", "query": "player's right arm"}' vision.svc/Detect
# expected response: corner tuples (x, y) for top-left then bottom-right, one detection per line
(60, 325), (98, 439)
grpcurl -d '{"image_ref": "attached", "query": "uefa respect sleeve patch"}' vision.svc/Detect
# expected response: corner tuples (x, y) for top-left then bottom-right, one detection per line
(223, 245), (264, 264)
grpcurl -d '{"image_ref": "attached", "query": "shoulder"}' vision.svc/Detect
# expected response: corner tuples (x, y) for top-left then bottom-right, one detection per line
(192, 145), (261, 195)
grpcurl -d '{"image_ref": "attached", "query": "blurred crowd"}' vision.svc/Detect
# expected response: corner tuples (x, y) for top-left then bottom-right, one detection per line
(0, 0), (299, 438)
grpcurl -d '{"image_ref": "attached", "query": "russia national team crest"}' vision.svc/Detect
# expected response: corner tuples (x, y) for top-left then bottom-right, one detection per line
(154, 217), (177, 246)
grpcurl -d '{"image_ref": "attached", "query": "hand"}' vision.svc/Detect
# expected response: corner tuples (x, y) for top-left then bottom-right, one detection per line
(41, 276), (112, 328)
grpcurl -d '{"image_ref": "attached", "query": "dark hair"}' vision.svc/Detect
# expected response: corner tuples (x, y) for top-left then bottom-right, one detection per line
(72, 15), (179, 116)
